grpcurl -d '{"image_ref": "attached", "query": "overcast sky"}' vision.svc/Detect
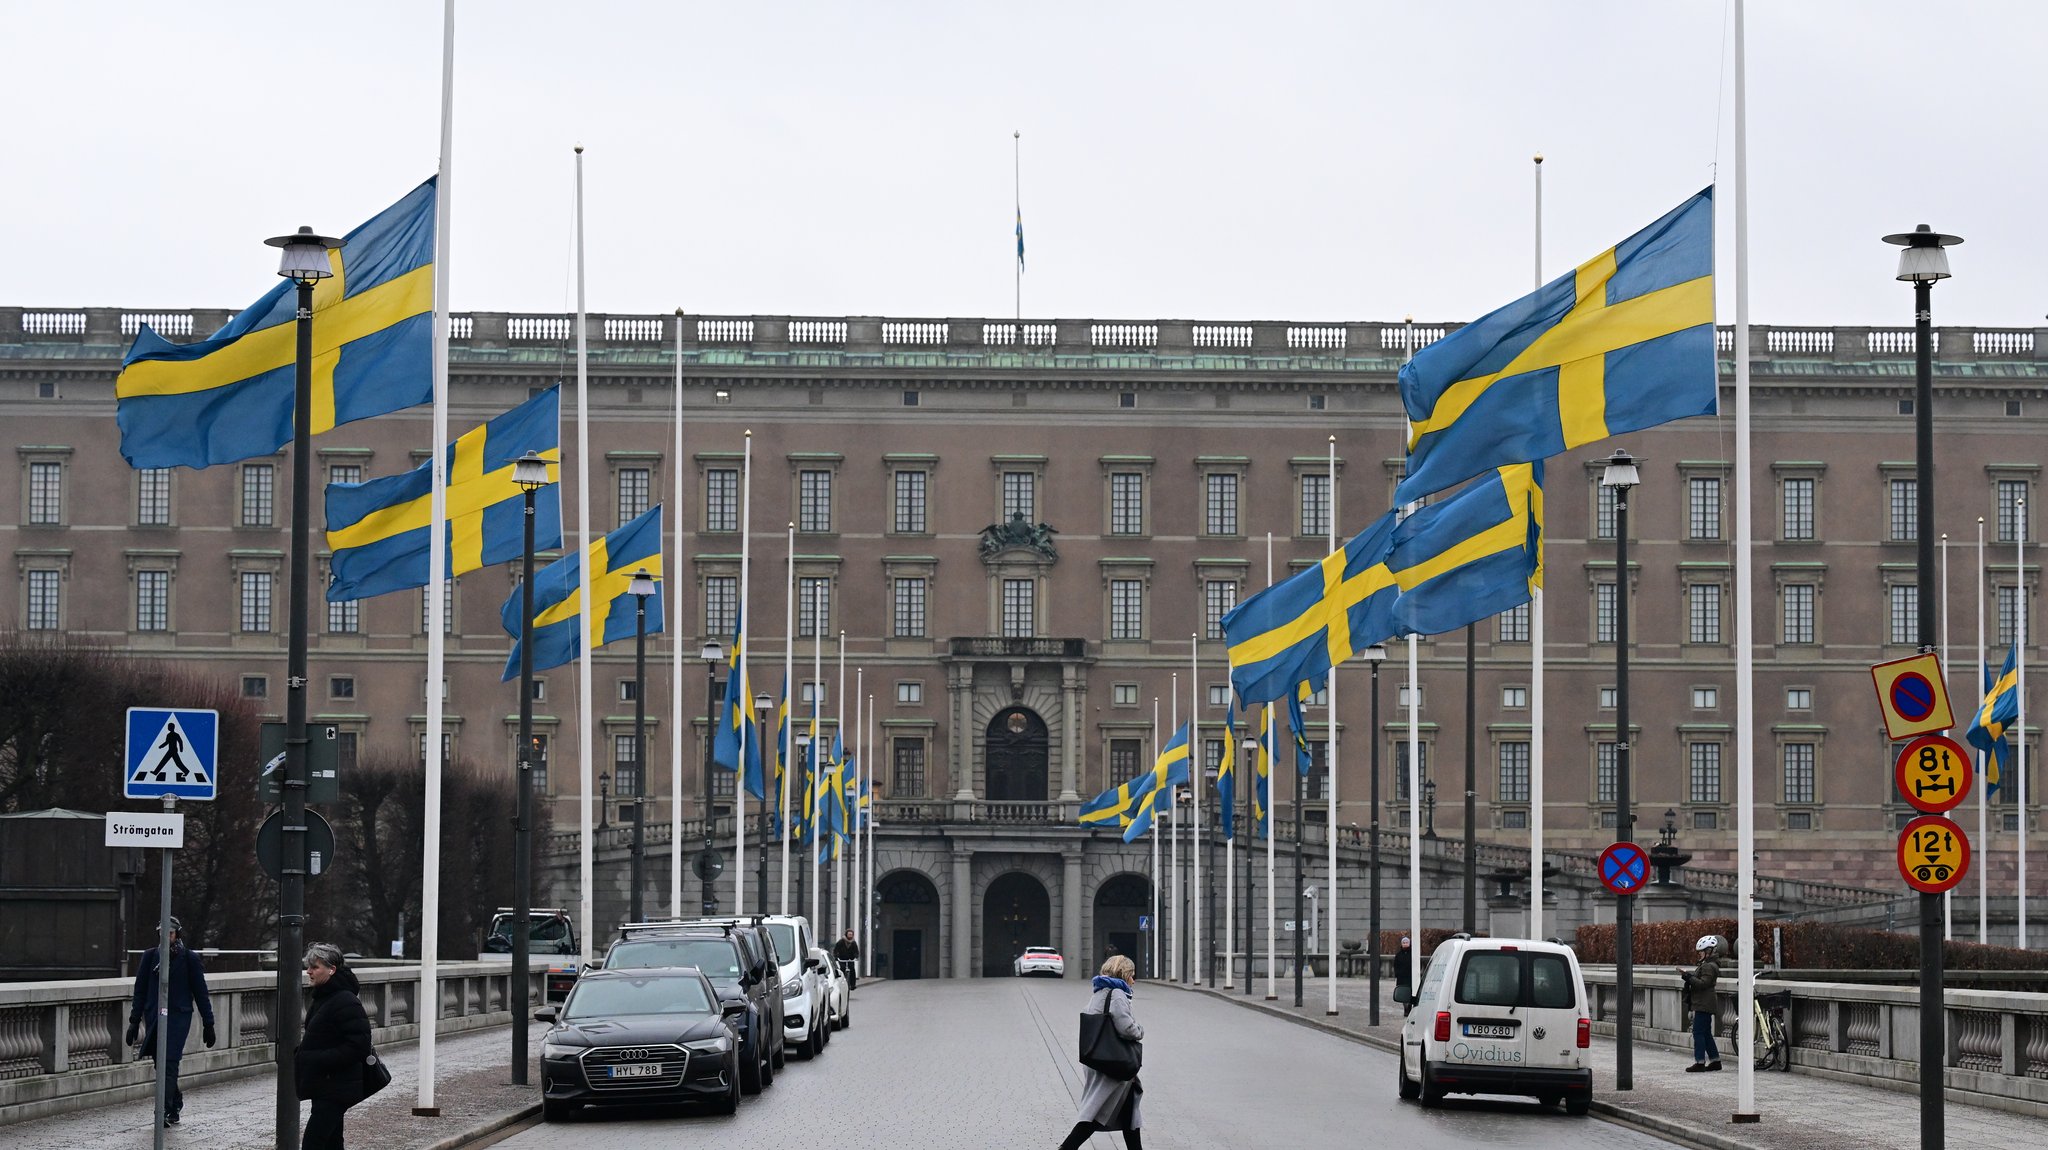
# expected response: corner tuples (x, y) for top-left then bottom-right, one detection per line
(5, 1), (2040, 328)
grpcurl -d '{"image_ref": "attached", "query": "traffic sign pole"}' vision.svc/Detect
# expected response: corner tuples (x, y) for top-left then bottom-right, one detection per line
(152, 794), (174, 1150)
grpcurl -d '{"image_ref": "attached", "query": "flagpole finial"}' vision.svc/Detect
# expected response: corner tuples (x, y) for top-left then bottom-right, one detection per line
(745, 429), (752, 439)
(1534, 153), (1543, 164)
(1014, 130), (1020, 139)
(574, 144), (583, 155)
(675, 307), (684, 317)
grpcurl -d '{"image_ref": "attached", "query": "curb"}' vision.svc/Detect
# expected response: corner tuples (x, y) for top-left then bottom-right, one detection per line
(1159, 981), (1762, 1150)
(419, 1103), (541, 1150)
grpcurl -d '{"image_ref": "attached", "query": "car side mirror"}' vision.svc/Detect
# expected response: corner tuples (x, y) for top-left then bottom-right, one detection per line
(721, 1001), (749, 1018)
(533, 1005), (559, 1023)
(1391, 987), (1411, 1006)
(804, 955), (821, 971)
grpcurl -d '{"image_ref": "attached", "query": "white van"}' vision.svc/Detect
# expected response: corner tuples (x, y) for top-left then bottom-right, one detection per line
(1397, 936), (1593, 1114)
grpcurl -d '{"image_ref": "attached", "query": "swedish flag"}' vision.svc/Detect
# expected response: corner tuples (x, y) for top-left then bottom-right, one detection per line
(1222, 463), (1543, 704)
(1216, 709), (1238, 840)
(1288, 683), (1314, 777)
(1080, 770), (1155, 831)
(712, 609), (764, 798)
(1122, 723), (1192, 843)
(497, 505), (663, 678)
(117, 178), (438, 470)
(768, 677), (790, 838)
(1396, 188), (1715, 505)
(1966, 645), (2018, 795)
(1252, 707), (1272, 840)
(325, 386), (561, 602)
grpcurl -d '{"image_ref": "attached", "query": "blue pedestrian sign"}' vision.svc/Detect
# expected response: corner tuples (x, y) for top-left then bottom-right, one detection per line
(124, 708), (219, 801)
(1138, 915), (1151, 931)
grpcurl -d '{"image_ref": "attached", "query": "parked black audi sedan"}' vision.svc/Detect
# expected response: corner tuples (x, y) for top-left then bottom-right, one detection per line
(536, 968), (746, 1119)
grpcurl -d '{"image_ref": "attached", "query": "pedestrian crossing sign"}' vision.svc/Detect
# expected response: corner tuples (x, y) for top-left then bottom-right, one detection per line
(124, 708), (219, 801)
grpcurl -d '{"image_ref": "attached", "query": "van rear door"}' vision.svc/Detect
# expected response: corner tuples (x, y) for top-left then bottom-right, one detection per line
(1448, 948), (1531, 1069)
(1520, 950), (1585, 1072)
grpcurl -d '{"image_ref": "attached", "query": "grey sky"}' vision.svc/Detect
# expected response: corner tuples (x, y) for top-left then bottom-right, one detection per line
(5, 1), (2040, 327)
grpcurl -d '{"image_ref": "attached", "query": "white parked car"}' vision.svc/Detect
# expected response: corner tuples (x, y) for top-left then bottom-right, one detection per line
(815, 945), (851, 1031)
(1013, 946), (1066, 977)
(1398, 935), (1592, 1115)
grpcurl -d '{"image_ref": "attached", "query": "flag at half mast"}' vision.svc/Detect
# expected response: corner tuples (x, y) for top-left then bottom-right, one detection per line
(1966, 644), (2018, 794)
(497, 505), (663, 678)
(117, 178), (439, 470)
(1396, 188), (1715, 506)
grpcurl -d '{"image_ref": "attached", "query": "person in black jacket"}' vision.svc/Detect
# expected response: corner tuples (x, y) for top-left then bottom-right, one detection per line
(832, 929), (861, 990)
(125, 916), (215, 1127)
(296, 943), (374, 1150)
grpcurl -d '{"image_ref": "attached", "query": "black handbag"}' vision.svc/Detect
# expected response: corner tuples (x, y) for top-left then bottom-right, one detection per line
(360, 1051), (392, 1099)
(1078, 991), (1142, 1081)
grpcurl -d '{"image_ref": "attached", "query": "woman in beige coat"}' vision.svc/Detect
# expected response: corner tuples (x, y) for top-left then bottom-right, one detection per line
(1058, 955), (1144, 1150)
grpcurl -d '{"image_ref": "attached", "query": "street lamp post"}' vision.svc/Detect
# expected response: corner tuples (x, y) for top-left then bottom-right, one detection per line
(597, 772), (610, 832)
(1883, 221), (1961, 1150)
(263, 223), (341, 1149)
(700, 641), (724, 916)
(1422, 779), (1438, 840)
(628, 570), (657, 925)
(1602, 446), (1642, 1090)
(508, 449), (550, 1086)
(1363, 643), (1387, 1026)
(755, 691), (773, 915)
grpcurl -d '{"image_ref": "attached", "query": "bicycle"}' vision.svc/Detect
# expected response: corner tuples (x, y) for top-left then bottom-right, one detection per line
(1750, 990), (1791, 1072)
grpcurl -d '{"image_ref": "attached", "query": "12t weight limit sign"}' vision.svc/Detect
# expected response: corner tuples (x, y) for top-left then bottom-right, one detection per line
(1897, 816), (1970, 895)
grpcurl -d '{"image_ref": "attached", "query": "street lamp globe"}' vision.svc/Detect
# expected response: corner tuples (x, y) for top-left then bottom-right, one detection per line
(1600, 448), (1640, 491)
(700, 641), (724, 664)
(1881, 224), (1962, 283)
(512, 450), (551, 491)
(264, 226), (340, 282)
(629, 569), (658, 599)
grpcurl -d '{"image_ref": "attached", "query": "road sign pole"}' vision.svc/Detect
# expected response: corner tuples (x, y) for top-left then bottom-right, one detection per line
(1912, 272), (1942, 1150)
(277, 268), (317, 1150)
(153, 795), (173, 1150)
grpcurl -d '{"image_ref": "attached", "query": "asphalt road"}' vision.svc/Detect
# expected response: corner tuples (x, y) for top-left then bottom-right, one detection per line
(487, 977), (1688, 1149)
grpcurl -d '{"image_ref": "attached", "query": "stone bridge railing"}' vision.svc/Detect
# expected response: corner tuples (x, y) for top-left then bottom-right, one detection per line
(1582, 966), (2048, 1116)
(0, 960), (536, 1126)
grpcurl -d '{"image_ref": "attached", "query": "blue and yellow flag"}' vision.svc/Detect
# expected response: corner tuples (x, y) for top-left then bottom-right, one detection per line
(1252, 706), (1271, 840)
(1966, 644), (2018, 795)
(1080, 769), (1156, 831)
(117, 178), (439, 470)
(712, 609), (764, 798)
(497, 505), (663, 678)
(1396, 188), (1715, 505)
(325, 385), (561, 602)
(858, 777), (872, 831)
(1216, 709), (1238, 841)
(1222, 463), (1543, 703)
(768, 677), (790, 838)
(1122, 723), (1192, 843)
(1016, 207), (1026, 272)
(1288, 682), (1315, 777)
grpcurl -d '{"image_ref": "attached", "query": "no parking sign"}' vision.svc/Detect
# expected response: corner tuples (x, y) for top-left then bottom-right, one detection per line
(1869, 653), (1955, 740)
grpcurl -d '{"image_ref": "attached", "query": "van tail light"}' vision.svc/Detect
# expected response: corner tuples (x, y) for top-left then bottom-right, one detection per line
(1434, 1011), (1452, 1042)
(1576, 1018), (1591, 1049)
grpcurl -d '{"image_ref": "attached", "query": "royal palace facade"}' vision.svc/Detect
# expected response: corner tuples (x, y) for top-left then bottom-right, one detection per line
(3, 307), (2042, 973)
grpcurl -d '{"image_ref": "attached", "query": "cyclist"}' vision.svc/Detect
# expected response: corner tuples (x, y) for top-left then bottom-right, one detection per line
(832, 929), (861, 991)
(1678, 935), (1723, 1072)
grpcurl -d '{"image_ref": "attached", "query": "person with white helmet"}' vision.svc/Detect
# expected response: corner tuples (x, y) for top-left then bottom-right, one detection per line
(1678, 935), (1723, 1072)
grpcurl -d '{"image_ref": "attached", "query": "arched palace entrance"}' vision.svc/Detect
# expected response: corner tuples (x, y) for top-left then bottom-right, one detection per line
(877, 870), (941, 980)
(981, 872), (1051, 976)
(985, 706), (1049, 801)
(1092, 873), (1153, 978)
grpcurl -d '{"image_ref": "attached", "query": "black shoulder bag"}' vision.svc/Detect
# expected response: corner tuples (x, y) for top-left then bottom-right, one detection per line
(1078, 989), (1142, 1080)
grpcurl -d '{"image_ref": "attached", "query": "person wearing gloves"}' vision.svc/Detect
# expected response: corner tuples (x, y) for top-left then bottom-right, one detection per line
(296, 942), (375, 1150)
(1679, 934), (1724, 1072)
(126, 916), (215, 1127)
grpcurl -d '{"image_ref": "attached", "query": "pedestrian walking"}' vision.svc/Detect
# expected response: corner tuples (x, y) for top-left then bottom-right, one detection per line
(1393, 934), (1414, 1013)
(1679, 935), (1723, 1072)
(1057, 954), (1145, 1150)
(832, 929), (861, 990)
(125, 916), (215, 1127)
(296, 943), (374, 1150)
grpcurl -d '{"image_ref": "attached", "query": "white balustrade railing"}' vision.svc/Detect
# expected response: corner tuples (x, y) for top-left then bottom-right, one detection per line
(789, 320), (847, 344)
(1768, 328), (1835, 354)
(1191, 324), (1253, 348)
(120, 313), (194, 337)
(1974, 330), (2034, 356)
(447, 314), (474, 340)
(20, 312), (85, 335)
(1091, 323), (1157, 348)
(1378, 325), (1442, 351)
(1867, 329), (1940, 354)
(1716, 326), (1735, 353)
(508, 315), (572, 341)
(697, 318), (754, 343)
(883, 321), (948, 345)
(1289, 325), (1347, 350)
(604, 317), (665, 341)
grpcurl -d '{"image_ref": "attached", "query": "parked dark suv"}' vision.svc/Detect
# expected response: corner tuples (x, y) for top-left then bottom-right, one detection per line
(602, 923), (784, 1095)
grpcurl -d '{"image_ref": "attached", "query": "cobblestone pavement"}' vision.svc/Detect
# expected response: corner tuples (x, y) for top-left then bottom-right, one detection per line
(4, 1022), (545, 1150)
(1181, 974), (2046, 1150)
(486, 977), (1681, 1149)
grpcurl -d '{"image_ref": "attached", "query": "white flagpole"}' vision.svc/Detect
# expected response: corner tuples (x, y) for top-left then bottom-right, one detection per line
(1530, 157), (1549, 938)
(1977, 518), (1988, 942)
(417, 0), (456, 1110)
(866, 690), (877, 978)
(835, 632), (847, 939)
(670, 313), (685, 917)
(736, 432), (753, 918)
(1732, 0), (1759, 1119)
(810, 628), (822, 936)
(781, 523), (795, 915)
(1407, 634), (1421, 974)
(574, 145), (597, 969)
(1326, 435), (1339, 1015)
(853, 669), (864, 951)
(1151, 696), (1160, 979)
(1170, 673), (1180, 983)
(1265, 532), (1278, 1001)
(1191, 636), (1202, 987)
(1942, 533), (1952, 938)
(1225, 714), (1235, 990)
(2018, 498), (2029, 950)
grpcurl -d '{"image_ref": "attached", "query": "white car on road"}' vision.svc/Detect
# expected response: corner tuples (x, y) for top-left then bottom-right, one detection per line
(1013, 946), (1066, 977)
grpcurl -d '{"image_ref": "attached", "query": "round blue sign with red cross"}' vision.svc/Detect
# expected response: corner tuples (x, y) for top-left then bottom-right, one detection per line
(1889, 672), (1939, 724)
(1599, 841), (1649, 896)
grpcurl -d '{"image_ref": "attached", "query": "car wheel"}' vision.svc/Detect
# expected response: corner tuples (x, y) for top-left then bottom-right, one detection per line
(541, 1099), (577, 1122)
(794, 1023), (814, 1060)
(841, 1006), (851, 1031)
(1419, 1058), (1445, 1108)
(1565, 1093), (1591, 1117)
(811, 1019), (827, 1057)
(738, 1034), (763, 1095)
(771, 1035), (786, 1070)
(821, 1012), (833, 1045)
(1397, 1050), (1420, 1100)
(1536, 1093), (1562, 1110)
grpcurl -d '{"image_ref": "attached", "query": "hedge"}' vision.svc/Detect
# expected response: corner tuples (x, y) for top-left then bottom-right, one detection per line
(1572, 917), (2041, 970)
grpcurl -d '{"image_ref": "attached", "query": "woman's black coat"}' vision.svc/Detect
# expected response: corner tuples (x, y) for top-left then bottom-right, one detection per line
(295, 965), (373, 1104)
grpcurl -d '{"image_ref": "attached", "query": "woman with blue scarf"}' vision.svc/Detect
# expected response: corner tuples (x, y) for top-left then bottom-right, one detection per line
(1057, 954), (1145, 1150)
